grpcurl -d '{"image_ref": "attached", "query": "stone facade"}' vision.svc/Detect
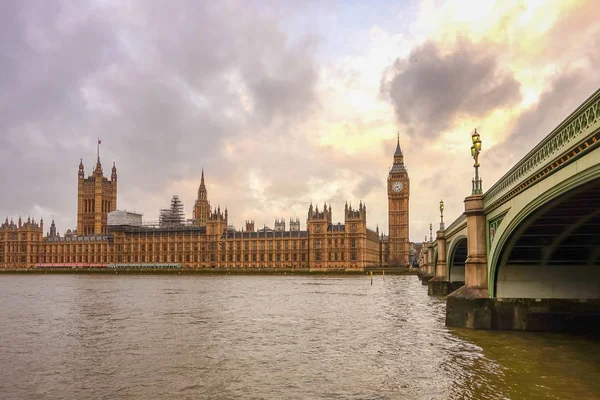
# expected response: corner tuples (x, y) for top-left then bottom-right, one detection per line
(77, 157), (117, 235)
(1, 153), (400, 271)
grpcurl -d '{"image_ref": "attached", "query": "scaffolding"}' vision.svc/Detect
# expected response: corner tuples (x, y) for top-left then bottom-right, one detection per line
(159, 195), (185, 227)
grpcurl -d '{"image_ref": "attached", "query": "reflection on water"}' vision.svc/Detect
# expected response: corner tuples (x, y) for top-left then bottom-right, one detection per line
(0, 275), (598, 399)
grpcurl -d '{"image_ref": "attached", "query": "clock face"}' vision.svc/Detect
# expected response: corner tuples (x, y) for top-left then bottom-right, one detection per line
(392, 181), (404, 192)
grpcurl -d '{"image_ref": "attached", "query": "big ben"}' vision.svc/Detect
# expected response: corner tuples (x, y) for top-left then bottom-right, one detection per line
(388, 135), (410, 266)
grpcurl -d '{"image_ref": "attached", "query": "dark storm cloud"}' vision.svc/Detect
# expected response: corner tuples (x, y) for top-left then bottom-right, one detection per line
(352, 174), (382, 199)
(381, 39), (521, 137)
(0, 0), (320, 229)
(487, 65), (600, 170)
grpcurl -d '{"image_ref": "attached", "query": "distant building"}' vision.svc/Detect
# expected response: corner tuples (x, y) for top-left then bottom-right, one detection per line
(274, 218), (285, 232)
(290, 217), (300, 232)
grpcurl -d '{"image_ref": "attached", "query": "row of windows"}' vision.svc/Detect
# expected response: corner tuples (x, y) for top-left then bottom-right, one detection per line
(314, 252), (356, 261)
(0, 234), (43, 241)
(314, 238), (357, 248)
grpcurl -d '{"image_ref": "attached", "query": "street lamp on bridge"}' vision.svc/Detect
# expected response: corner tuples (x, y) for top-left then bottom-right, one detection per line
(471, 129), (483, 195)
(429, 223), (433, 242)
(439, 199), (445, 231)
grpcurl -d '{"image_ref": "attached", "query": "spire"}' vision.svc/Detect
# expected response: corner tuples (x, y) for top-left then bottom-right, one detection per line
(78, 158), (84, 179)
(111, 162), (117, 181)
(94, 138), (103, 174)
(197, 168), (207, 200)
(394, 132), (403, 158)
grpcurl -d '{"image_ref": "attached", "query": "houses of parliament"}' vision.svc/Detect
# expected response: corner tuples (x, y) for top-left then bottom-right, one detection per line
(0, 138), (413, 270)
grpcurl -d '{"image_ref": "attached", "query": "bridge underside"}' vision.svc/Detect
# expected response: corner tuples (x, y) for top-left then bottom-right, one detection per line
(496, 179), (600, 299)
(448, 179), (600, 332)
(449, 239), (466, 283)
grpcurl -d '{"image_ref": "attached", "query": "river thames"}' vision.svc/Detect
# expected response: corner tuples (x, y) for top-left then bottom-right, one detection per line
(0, 274), (598, 399)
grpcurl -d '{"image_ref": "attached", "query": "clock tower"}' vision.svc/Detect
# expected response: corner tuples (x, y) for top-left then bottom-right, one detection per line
(387, 135), (410, 266)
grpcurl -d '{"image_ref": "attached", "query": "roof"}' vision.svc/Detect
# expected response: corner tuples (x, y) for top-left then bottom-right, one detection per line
(390, 163), (406, 173)
(394, 136), (403, 157)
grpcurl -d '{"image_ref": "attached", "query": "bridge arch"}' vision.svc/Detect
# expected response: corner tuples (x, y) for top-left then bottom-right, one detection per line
(489, 166), (600, 298)
(447, 235), (467, 282)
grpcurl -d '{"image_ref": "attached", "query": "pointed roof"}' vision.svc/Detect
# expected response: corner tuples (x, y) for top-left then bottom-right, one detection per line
(200, 168), (205, 187)
(394, 133), (403, 157)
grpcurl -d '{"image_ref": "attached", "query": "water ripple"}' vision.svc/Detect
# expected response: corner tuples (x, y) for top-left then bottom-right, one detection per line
(0, 275), (599, 399)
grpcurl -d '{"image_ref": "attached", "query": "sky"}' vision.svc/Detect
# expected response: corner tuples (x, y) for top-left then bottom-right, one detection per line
(1, 0), (599, 241)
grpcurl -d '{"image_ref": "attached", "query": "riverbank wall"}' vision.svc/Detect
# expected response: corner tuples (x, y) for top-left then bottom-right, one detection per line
(0, 267), (418, 276)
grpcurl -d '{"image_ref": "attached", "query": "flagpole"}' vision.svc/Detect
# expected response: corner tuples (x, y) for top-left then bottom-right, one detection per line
(97, 138), (100, 161)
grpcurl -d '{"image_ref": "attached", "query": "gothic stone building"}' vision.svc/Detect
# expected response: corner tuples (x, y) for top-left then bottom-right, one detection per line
(0, 141), (410, 270)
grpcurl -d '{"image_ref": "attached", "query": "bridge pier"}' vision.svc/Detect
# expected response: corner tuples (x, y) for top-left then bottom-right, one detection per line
(428, 229), (463, 296)
(421, 241), (434, 285)
(446, 195), (491, 328)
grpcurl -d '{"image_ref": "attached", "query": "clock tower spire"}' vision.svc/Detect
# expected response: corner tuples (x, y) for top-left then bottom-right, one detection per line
(387, 133), (410, 266)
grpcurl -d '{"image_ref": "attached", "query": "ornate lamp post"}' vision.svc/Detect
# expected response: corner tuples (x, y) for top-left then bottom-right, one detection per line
(439, 199), (445, 230)
(429, 223), (433, 242)
(424, 235), (428, 243)
(471, 129), (483, 195)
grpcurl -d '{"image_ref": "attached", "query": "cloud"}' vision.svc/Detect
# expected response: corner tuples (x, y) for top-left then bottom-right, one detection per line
(0, 0), (321, 230)
(353, 174), (383, 199)
(1, 0), (598, 241)
(487, 65), (600, 170)
(381, 39), (521, 138)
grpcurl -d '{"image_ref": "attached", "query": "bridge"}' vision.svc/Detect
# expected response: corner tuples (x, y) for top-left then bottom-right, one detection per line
(417, 88), (600, 331)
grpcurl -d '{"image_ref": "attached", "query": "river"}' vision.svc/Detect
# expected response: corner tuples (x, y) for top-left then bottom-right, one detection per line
(0, 274), (598, 399)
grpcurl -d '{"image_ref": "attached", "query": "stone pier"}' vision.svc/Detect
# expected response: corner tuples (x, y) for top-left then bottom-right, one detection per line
(446, 195), (489, 328)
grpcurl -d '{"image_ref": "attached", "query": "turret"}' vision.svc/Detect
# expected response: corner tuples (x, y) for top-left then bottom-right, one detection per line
(78, 159), (84, 179)
(111, 162), (117, 181)
(94, 157), (102, 176)
(50, 220), (57, 238)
